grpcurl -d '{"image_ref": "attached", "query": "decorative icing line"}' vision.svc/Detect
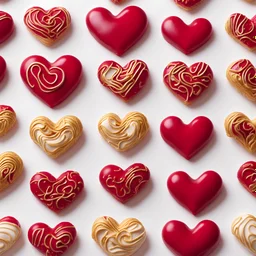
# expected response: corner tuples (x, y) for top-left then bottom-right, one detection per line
(240, 162), (256, 192)
(0, 109), (16, 137)
(0, 13), (12, 21)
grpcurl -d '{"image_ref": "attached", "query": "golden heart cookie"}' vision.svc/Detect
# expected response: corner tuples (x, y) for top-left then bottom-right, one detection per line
(0, 152), (23, 192)
(30, 115), (83, 158)
(92, 216), (146, 256)
(98, 112), (149, 152)
(0, 106), (16, 137)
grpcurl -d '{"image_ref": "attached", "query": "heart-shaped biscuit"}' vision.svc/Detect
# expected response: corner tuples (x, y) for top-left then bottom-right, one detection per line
(30, 115), (83, 158)
(92, 216), (146, 256)
(0, 105), (16, 137)
(0, 11), (14, 44)
(0, 56), (6, 82)
(98, 112), (149, 152)
(174, 0), (203, 10)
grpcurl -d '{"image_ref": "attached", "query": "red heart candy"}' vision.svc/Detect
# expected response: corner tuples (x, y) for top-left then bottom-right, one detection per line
(28, 222), (76, 256)
(86, 6), (148, 56)
(30, 171), (84, 212)
(0, 56), (6, 82)
(161, 16), (212, 54)
(0, 11), (14, 44)
(98, 60), (149, 101)
(99, 163), (150, 203)
(20, 55), (82, 108)
(174, 0), (203, 10)
(167, 171), (222, 215)
(162, 220), (220, 256)
(160, 116), (213, 160)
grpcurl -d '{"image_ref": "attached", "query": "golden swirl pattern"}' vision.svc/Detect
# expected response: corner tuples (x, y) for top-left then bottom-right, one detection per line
(0, 13), (12, 21)
(30, 115), (83, 158)
(92, 216), (146, 256)
(240, 162), (256, 192)
(0, 152), (23, 192)
(0, 109), (16, 137)
(98, 112), (149, 152)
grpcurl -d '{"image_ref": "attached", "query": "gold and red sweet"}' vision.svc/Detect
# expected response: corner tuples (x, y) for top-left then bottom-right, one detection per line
(0, 11), (14, 44)
(0, 105), (16, 137)
(174, 0), (204, 10)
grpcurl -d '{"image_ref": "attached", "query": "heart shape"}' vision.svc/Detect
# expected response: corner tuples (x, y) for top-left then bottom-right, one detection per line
(30, 171), (84, 212)
(30, 115), (83, 158)
(0, 56), (6, 82)
(160, 116), (213, 159)
(28, 222), (76, 255)
(226, 13), (256, 51)
(167, 171), (222, 215)
(99, 163), (150, 203)
(92, 216), (146, 256)
(0, 216), (21, 255)
(98, 60), (149, 101)
(86, 6), (148, 56)
(0, 151), (23, 192)
(163, 61), (213, 104)
(98, 112), (149, 152)
(174, 0), (203, 10)
(0, 105), (16, 137)
(0, 11), (14, 44)
(24, 7), (71, 46)
(20, 55), (82, 108)
(162, 220), (220, 256)
(162, 16), (212, 54)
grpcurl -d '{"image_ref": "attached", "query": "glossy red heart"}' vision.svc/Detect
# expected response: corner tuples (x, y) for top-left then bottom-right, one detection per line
(30, 171), (84, 212)
(20, 55), (82, 108)
(0, 11), (14, 44)
(162, 220), (220, 256)
(174, 0), (203, 10)
(0, 56), (6, 82)
(160, 116), (213, 160)
(161, 16), (212, 54)
(86, 6), (148, 56)
(100, 163), (150, 203)
(167, 171), (222, 215)
(28, 222), (76, 256)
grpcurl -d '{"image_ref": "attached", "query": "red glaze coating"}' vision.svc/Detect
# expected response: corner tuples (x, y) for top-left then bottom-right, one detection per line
(20, 55), (82, 108)
(0, 216), (20, 227)
(28, 222), (76, 256)
(30, 171), (84, 212)
(0, 11), (14, 44)
(86, 6), (148, 56)
(162, 220), (220, 256)
(160, 116), (213, 160)
(174, 0), (203, 9)
(0, 56), (6, 82)
(0, 105), (14, 113)
(98, 60), (149, 101)
(99, 163), (150, 203)
(167, 171), (222, 215)
(161, 16), (212, 54)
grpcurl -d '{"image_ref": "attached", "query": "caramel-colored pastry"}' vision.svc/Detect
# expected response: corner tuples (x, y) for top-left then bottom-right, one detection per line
(30, 115), (83, 158)
(0, 106), (16, 137)
(92, 216), (146, 256)
(98, 112), (149, 152)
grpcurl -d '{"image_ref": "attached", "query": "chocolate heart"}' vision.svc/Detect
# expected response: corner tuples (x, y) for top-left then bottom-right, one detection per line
(0, 56), (6, 82)
(167, 171), (222, 215)
(162, 16), (212, 54)
(98, 60), (149, 101)
(163, 61), (213, 104)
(160, 116), (213, 159)
(0, 11), (14, 44)
(0, 105), (16, 137)
(86, 6), (148, 56)
(28, 222), (76, 255)
(174, 0), (203, 10)
(20, 55), (82, 108)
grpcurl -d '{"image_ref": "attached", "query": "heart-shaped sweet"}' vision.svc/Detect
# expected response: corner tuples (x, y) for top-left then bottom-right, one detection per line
(30, 115), (83, 158)
(162, 220), (220, 256)
(167, 171), (222, 215)
(0, 105), (16, 137)
(92, 216), (146, 256)
(162, 16), (212, 54)
(226, 13), (256, 51)
(24, 7), (71, 46)
(0, 56), (6, 82)
(163, 61), (213, 104)
(98, 112), (149, 152)
(100, 163), (150, 203)
(160, 116), (213, 159)
(98, 60), (149, 101)
(0, 216), (21, 255)
(174, 0), (203, 10)
(0, 11), (14, 44)
(30, 171), (84, 212)
(20, 55), (82, 108)
(86, 6), (148, 56)
(28, 222), (76, 256)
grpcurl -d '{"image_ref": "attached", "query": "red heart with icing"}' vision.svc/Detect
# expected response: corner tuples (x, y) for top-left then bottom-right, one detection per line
(98, 60), (149, 101)
(0, 11), (14, 44)
(167, 171), (222, 215)
(162, 220), (220, 256)
(99, 163), (150, 203)
(30, 171), (84, 212)
(163, 61), (213, 104)
(0, 56), (6, 82)
(20, 55), (82, 108)
(86, 6), (148, 56)
(160, 116), (213, 160)
(174, 0), (203, 10)
(28, 222), (76, 255)
(161, 16), (212, 54)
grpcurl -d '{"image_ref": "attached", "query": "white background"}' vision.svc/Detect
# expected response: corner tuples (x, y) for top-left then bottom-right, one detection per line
(1, 0), (256, 255)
